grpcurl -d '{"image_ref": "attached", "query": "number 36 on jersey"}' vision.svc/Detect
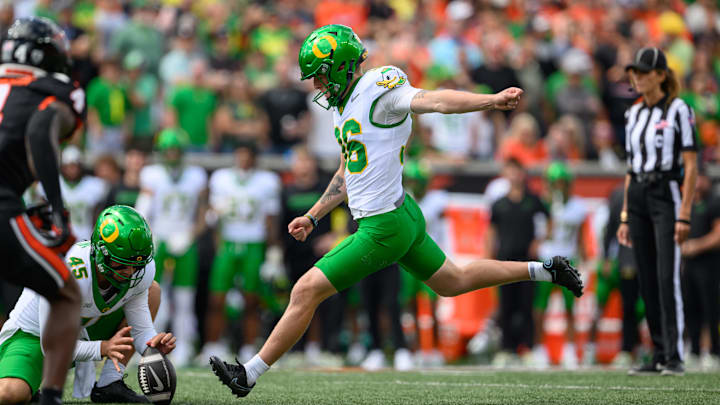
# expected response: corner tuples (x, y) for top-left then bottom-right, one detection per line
(334, 118), (368, 174)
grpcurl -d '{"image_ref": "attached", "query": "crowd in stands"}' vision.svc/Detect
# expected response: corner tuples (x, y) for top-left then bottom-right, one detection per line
(2, 0), (717, 165)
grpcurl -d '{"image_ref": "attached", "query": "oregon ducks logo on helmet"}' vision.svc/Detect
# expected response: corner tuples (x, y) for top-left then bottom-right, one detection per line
(99, 218), (119, 243)
(312, 35), (337, 58)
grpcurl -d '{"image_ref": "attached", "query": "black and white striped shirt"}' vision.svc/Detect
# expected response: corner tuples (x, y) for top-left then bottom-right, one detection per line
(624, 96), (697, 175)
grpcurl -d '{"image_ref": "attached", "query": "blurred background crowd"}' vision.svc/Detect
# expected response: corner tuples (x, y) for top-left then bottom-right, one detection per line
(1, 0), (717, 163)
(0, 0), (719, 371)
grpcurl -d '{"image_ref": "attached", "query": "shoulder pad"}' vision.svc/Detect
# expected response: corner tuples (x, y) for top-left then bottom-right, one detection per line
(29, 76), (87, 120)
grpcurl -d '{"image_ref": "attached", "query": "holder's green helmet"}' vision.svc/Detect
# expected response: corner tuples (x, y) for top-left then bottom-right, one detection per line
(90, 205), (153, 289)
(299, 24), (367, 109)
(546, 161), (573, 184)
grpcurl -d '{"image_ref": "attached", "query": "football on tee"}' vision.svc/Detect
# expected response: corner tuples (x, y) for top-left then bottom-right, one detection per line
(138, 346), (177, 405)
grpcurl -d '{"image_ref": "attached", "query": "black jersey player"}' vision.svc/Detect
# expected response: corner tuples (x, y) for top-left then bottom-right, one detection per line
(0, 17), (86, 405)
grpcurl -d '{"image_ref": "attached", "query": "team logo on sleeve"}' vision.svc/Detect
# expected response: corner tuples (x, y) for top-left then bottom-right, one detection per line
(376, 67), (406, 89)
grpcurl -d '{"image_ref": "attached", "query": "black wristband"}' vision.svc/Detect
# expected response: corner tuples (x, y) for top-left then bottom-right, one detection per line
(676, 218), (691, 225)
(304, 213), (319, 229)
(620, 220), (629, 224)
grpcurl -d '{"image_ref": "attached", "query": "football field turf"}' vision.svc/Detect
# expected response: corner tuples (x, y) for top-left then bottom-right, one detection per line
(64, 366), (720, 405)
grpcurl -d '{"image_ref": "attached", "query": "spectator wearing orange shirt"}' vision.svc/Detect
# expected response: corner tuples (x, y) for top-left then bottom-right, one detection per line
(497, 113), (548, 167)
(314, 0), (368, 36)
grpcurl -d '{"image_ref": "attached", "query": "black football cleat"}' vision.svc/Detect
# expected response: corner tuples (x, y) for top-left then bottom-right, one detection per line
(91, 378), (149, 403)
(660, 363), (685, 376)
(210, 356), (255, 398)
(544, 256), (584, 297)
(628, 362), (665, 376)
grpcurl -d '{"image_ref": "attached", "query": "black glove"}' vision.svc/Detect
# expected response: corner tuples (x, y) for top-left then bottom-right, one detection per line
(25, 202), (76, 255)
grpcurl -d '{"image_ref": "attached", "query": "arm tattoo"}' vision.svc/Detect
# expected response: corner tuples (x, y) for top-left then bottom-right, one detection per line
(320, 174), (345, 204)
(413, 90), (427, 100)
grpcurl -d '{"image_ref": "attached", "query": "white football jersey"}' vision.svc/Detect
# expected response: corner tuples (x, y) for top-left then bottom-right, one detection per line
(139, 164), (207, 240)
(36, 176), (108, 241)
(209, 168), (281, 243)
(0, 242), (157, 359)
(539, 196), (588, 260)
(333, 66), (415, 218)
(419, 110), (492, 158)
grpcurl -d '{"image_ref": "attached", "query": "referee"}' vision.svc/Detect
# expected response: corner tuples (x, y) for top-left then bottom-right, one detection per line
(617, 47), (698, 376)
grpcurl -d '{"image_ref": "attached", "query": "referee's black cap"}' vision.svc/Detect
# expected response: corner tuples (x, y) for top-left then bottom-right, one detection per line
(625, 47), (668, 73)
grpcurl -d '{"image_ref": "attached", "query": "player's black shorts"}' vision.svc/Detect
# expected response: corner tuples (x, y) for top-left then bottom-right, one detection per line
(0, 201), (70, 300)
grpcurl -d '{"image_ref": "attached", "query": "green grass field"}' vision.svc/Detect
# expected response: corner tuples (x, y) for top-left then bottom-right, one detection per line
(63, 366), (720, 405)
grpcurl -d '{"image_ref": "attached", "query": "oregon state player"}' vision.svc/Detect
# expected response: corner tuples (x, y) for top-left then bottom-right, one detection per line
(0, 17), (86, 405)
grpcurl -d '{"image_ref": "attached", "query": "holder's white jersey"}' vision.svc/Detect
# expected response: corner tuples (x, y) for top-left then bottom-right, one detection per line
(332, 66), (419, 219)
(139, 164), (207, 240)
(209, 168), (281, 243)
(0, 242), (157, 361)
(36, 176), (108, 241)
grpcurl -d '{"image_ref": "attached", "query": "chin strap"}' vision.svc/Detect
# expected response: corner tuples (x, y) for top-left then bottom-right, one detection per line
(334, 58), (357, 108)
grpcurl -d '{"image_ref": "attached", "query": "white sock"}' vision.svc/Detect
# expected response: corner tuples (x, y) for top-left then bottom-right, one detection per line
(528, 262), (553, 282)
(97, 360), (125, 388)
(244, 354), (270, 386)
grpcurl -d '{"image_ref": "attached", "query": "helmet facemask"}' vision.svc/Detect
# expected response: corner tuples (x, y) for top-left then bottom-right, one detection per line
(306, 61), (353, 110)
(93, 241), (149, 289)
(309, 65), (339, 110)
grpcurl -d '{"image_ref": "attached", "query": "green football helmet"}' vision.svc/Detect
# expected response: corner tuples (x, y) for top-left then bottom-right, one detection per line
(90, 205), (154, 289)
(155, 128), (188, 167)
(155, 127), (189, 151)
(299, 24), (367, 109)
(546, 161), (573, 184)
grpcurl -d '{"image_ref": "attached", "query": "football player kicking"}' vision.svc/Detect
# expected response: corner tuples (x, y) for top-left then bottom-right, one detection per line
(210, 24), (583, 397)
(0, 205), (175, 404)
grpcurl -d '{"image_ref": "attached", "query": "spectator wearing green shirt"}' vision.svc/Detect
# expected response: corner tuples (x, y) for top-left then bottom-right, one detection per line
(125, 51), (159, 152)
(86, 59), (131, 155)
(250, 13), (293, 66)
(32, 0), (58, 22)
(166, 59), (218, 151)
(109, 0), (165, 75)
